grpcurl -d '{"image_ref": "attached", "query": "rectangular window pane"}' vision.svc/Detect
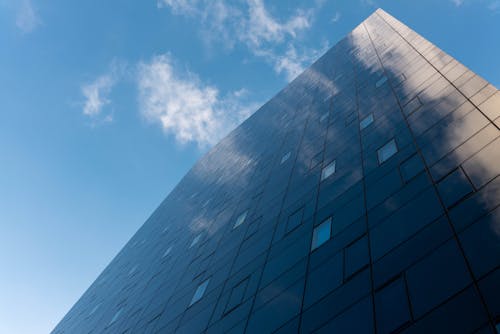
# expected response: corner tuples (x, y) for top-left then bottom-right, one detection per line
(89, 302), (101, 316)
(376, 76), (388, 88)
(233, 210), (248, 229)
(190, 279), (209, 306)
(225, 278), (249, 314)
(310, 152), (322, 170)
(320, 112), (329, 123)
(286, 207), (304, 233)
(321, 160), (336, 181)
(162, 246), (172, 258)
(377, 139), (398, 164)
(108, 308), (123, 326)
(311, 218), (332, 251)
(375, 278), (411, 334)
(190, 234), (201, 248)
(360, 114), (374, 130)
(281, 151), (291, 164)
(395, 73), (406, 86)
(128, 265), (138, 276)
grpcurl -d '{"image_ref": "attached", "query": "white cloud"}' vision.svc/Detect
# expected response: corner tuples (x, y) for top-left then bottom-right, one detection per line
(240, 0), (321, 81)
(489, 0), (500, 12)
(137, 54), (259, 147)
(80, 61), (128, 123)
(157, 0), (322, 81)
(255, 42), (329, 82)
(243, 0), (312, 47)
(16, 0), (41, 33)
(81, 75), (115, 119)
(331, 11), (341, 23)
(156, 0), (199, 14)
(361, 0), (377, 7)
(451, 0), (464, 6)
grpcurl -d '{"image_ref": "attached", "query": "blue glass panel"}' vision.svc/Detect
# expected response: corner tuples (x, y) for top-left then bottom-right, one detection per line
(311, 218), (332, 251)
(377, 139), (398, 164)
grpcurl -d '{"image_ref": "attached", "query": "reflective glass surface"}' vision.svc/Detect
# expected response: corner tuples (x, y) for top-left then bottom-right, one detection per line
(109, 308), (123, 326)
(281, 151), (291, 164)
(360, 113), (374, 130)
(233, 210), (248, 229)
(190, 234), (201, 248)
(311, 218), (332, 251)
(53, 9), (500, 334)
(375, 76), (388, 88)
(321, 160), (336, 181)
(190, 279), (209, 306)
(162, 246), (172, 258)
(377, 139), (398, 164)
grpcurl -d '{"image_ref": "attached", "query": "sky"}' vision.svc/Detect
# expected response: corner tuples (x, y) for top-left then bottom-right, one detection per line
(0, 0), (499, 333)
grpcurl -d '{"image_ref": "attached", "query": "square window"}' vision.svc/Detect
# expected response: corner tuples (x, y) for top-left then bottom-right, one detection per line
(321, 160), (336, 181)
(377, 139), (398, 164)
(311, 218), (332, 251)
(162, 246), (172, 258)
(233, 210), (248, 229)
(286, 207), (304, 233)
(190, 279), (209, 306)
(360, 114), (374, 130)
(190, 234), (201, 248)
(376, 76), (388, 88)
(320, 112), (329, 123)
(281, 151), (291, 164)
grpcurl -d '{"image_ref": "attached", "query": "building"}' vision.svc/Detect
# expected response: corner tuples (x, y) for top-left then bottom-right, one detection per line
(52, 8), (500, 334)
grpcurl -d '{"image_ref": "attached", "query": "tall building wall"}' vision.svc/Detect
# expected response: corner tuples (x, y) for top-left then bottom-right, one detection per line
(53, 9), (500, 334)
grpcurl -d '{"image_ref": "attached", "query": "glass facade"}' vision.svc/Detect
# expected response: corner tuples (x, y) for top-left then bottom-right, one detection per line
(360, 113), (374, 130)
(311, 218), (332, 251)
(52, 8), (500, 334)
(377, 139), (398, 164)
(321, 160), (336, 181)
(233, 211), (248, 229)
(189, 279), (209, 306)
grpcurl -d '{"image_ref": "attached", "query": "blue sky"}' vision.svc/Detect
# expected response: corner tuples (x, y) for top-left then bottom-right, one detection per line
(0, 0), (499, 333)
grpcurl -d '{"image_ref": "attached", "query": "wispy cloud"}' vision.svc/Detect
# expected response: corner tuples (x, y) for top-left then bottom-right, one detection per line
(361, 0), (377, 8)
(256, 42), (329, 81)
(156, 0), (195, 13)
(81, 75), (115, 120)
(241, 0), (321, 80)
(16, 0), (41, 33)
(137, 54), (259, 147)
(451, 0), (464, 6)
(331, 11), (341, 23)
(158, 0), (325, 81)
(243, 0), (312, 47)
(489, 0), (500, 13)
(80, 62), (127, 123)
